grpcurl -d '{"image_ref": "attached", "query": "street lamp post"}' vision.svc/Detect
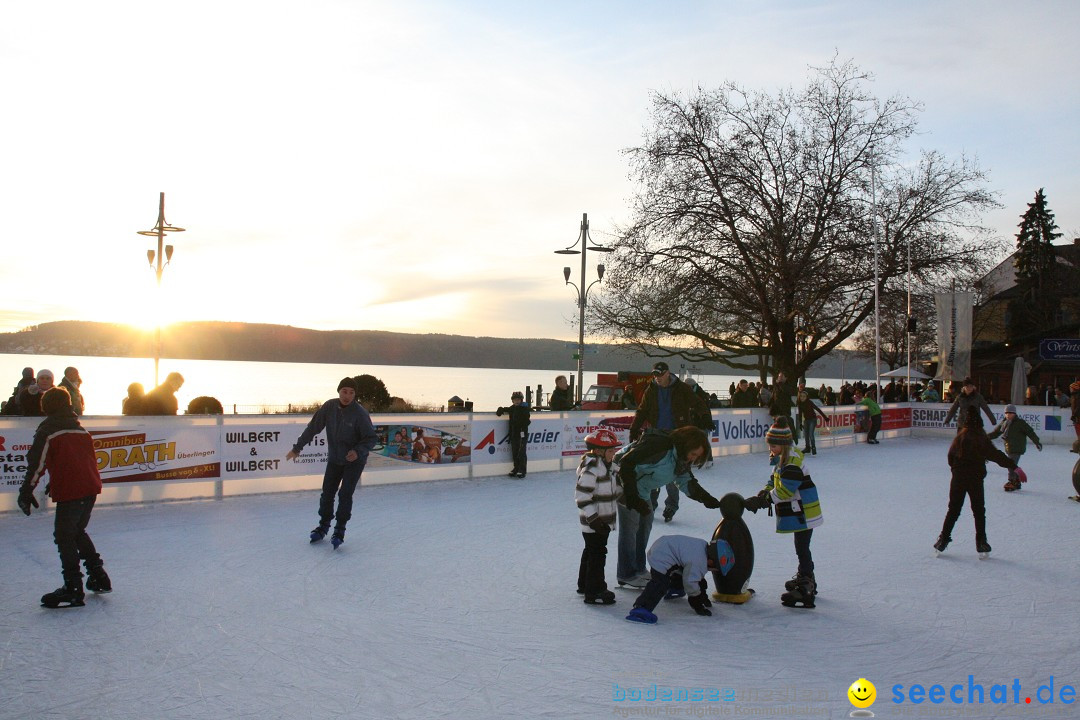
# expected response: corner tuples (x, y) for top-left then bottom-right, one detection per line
(555, 213), (613, 405)
(137, 192), (185, 387)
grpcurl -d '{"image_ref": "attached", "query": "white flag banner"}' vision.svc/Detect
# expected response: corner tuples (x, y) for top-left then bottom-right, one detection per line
(934, 291), (973, 382)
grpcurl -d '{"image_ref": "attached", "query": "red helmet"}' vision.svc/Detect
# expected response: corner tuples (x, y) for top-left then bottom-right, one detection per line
(585, 429), (621, 449)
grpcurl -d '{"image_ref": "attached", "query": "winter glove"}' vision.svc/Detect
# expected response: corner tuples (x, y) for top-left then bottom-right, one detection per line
(630, 497), (653, 517)
(698, 579), (712, 607)
(756, 488), (772, 501)
(1014, 466), (1028, 484)
(587, 517), (610, 534)
(743, 495), (770, 513)
(701, 495), (721, 510)
(687, 593), (712, 616)
(17, 482), (39, 516)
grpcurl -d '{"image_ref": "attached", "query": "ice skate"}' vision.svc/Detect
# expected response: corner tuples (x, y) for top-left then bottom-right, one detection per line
(85, 566), (112, 594)
(933, 535), (951, 556)
(309, 525), (329, 543)
(784, 573), (817, 596)
(41, 580), (85, 609)
(976, 538), (991, 559)
(625, 607), (657, 624)
(331, 529), (345, 549)
(1003, 478), (1021, 492)
(583, 590), (616, 605)
(780, 574), (816, 608)
(662, 508), (675, 523)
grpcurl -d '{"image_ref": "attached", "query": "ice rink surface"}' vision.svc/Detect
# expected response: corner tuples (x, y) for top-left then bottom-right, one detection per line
(2, 437), (1078, 719)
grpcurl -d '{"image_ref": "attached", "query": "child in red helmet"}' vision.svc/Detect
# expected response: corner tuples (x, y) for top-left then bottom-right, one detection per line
(575, 429), (623, 605)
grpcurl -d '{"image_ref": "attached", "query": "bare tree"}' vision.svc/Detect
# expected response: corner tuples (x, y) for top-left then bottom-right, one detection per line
(592, 59), (1003, 380)
(852, 290), (936, 370)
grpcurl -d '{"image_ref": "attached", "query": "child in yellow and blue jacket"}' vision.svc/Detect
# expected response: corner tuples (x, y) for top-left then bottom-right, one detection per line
(744, 417), (823, 608)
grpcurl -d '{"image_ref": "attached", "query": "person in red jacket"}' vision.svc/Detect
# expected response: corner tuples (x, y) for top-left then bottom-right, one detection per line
(18, 386), (111, 608)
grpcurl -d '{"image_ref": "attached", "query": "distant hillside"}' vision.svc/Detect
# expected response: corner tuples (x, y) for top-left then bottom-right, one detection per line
(0, 320), (876, 380)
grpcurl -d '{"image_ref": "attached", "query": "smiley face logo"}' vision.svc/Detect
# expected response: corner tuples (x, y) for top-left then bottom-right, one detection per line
(848, 678), (877, 709)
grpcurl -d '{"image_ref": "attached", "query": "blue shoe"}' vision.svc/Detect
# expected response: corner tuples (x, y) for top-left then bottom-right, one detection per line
(626, 607), (657, 624)
(665, 587), (686, 599)
(331, 531), (345, 549)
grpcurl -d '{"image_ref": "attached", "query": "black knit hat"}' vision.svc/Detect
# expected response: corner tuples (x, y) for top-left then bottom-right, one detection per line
(338, 377), (358, 392)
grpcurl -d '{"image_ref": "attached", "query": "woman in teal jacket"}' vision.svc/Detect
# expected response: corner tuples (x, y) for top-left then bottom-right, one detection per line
(613, 427), (720, 587)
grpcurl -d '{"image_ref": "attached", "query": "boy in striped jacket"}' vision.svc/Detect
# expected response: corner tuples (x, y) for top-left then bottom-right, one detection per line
(575, 429), (623, 605)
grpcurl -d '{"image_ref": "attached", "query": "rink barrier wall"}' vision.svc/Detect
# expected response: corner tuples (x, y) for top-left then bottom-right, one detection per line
(0, 403), (1074, 511)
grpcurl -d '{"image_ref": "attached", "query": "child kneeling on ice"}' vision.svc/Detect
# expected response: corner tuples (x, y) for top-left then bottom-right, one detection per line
(575, 429), (623, 605)
(625, 534), (732, 624)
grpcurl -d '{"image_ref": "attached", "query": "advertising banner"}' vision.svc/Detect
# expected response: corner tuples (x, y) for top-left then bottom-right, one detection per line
(934, 291), (973, 382)
(93, 424), (219, 483)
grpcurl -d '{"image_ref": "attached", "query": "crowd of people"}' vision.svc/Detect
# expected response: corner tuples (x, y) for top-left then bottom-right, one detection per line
(1, 367), (220, 416)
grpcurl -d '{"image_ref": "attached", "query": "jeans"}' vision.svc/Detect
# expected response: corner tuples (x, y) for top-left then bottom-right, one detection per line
(793, 528), (814, 576)
(509, 429), (528, 475)
(318, 460), (366, 531)
(801, 417), (818, 451)
(867, 413), (882, 442)
(617, 493), (656, 581)
(663, 483), (680, 515)
(54, 495), (101, 584)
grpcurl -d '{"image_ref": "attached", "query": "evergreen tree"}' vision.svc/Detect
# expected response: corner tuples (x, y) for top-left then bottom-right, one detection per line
(1009, 188), (1062, 337)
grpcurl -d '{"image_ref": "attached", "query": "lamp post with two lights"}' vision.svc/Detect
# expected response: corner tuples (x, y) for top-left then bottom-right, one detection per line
(137, 192), (185, 387)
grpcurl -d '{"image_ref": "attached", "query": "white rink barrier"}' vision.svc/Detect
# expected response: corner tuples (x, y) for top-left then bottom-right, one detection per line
(1, 403), (1073, 510)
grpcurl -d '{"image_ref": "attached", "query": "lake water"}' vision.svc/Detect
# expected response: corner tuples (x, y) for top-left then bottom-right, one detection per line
(0, 353), (855, 414)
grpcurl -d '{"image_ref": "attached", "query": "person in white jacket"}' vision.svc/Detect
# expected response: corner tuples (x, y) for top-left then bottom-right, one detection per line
(575, 430), (623, 605)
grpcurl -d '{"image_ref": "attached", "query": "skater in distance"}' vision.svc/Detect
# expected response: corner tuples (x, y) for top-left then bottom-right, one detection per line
(933, 411), (1025, 557)
(287, 377), (379, 549)
(495, 390), (531, 478)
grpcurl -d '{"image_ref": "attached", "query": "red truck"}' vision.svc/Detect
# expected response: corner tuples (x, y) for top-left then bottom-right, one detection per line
(579, 372), (655, 410)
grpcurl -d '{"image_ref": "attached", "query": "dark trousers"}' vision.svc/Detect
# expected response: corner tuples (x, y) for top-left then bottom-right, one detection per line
(940, 476), (987, 541)
(867, 414), (882, 441)
(793, 528), (814, 576)
(54, 495), (102, 584)
(801, 417), (818, 451)
(318, 460), (365, 531)
(509, 429), (528, 475)
(633, 568), (680, 612)
(577, 528), (611, 595)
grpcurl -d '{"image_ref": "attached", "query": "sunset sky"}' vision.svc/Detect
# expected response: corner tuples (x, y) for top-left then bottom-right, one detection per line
(1, 1), (1077, 343)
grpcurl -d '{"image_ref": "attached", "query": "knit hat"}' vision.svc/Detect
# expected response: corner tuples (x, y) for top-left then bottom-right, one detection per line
(337, 377), (357, 392)
(765, 420), (793, 447)
(41, 386), (71, 415)
(1004, 404), (1017, 414)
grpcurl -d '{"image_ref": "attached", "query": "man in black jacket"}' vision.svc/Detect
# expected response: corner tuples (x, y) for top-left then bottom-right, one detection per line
(630, 362), (713, 522)
(497, 391), (531, 478)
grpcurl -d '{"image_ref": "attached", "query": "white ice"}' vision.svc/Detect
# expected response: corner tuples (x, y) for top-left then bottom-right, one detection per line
(2, 437), (1078, 719)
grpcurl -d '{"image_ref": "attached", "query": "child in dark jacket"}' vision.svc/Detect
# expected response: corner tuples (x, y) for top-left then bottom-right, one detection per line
(934, 412), (1025, 556)
(496, 391), (531, 478)
(18, 387), (111, 608)
(987, 404), (1041, 491)
(575, 429), (623, 605)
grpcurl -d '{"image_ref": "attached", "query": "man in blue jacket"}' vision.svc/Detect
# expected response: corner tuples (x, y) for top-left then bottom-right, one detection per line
(287, 377), (379, 549)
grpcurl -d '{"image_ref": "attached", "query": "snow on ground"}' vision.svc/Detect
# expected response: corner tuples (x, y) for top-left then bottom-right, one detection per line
(2, 437), (1078, 720)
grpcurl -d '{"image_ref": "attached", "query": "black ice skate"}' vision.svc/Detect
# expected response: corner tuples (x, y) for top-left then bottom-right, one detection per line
(780, 574), (816, 608)
(784, 573), (817, 596)
(86, 566), (112, 594)
(309, 525), (329, 543)
(41, 580), (85, 609)
(331, 529), (345, 549)
(933, 535), (951, 555)
(583, 590), (616, 605)
(976, 538), (991, 559)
